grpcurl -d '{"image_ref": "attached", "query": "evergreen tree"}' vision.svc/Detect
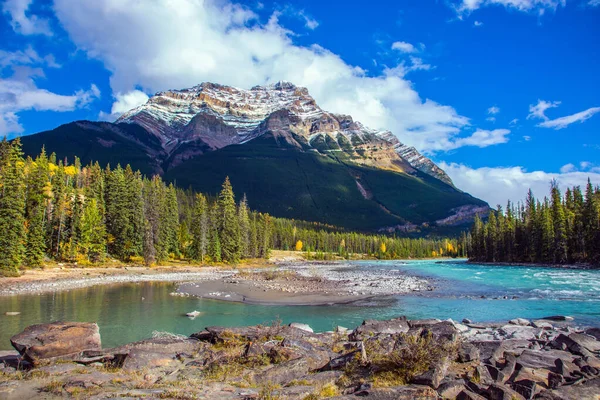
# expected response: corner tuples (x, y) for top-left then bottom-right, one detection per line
(550, 181), (568, 263)
(238, 194), (251, 259)
(190, 193), (208, 262)
(217, 177), (240, 263)
(79, 198), (106, 262)
(0, 139), (26, 274)
(24, 151), (49, 267)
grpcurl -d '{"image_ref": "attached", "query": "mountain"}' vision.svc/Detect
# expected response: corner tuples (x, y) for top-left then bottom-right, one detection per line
(20, 81), (489, 232)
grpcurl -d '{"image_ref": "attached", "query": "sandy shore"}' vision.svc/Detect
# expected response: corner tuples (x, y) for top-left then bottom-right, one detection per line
(175, 263), (432, 305)
(0, 266), (231, 297)
(0, 258), (432, 306)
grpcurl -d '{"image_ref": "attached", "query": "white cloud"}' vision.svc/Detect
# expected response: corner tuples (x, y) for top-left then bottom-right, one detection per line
(0, 74), (100, 135)
(560, 163), (576, 173)
(474, 20), (484, 26)
(523, 135), (531, 141)
(449, 128), (510, 149)
(99, 90), (150, 121)
(2, 0), (52, 35)
(537, 107), (600, 130)
(527, 99), (560, 120)
(299, 11), (318, 30)
(487, 106), (500, 115)
(453, 0), (566, 16)
(580, 161), (592, 170)
(440, 162), (600, 207)
(486, 117), (496, 122)
(589, 0), (600, 6)
(392, 41), (417, 53)
(52, 0), (473, 153)
(509, 118), (519, 126)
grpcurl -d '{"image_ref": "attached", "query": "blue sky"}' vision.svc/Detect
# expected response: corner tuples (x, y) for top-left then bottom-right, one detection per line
(0, 0), (599, 206)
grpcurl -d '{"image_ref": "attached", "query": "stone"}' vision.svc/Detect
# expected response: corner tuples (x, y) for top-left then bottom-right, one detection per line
(422, 321), (460, 341)
(474, 365), (495, 385)
(289, 323), (313, 333)
(437, 380), (466, 399)
(35, 363), (82, 375)
(486, 383), (526, 400)
(411, 358), (449, 389)
(509, 318), (531, 326)
(516, 349), (574, 372)
(289, 370), (342, 387)
(547, 372), (564, 389)
(10, 321), (101, 364)
(109, 337), (202, 371)
(584, 327), (600, 341)
(499, 325), (536, 341)
(349, 317), (409, 340)
(567, 332), (600, 353)
(408, 319), (442, 327)
(256, 358), (309, 386)
(499, 353), (516, 383)
(551, 377), (600, 400)
(342, 385), (437, 399)
(539, 316), (574, 322)
(462, 319), (473, 324)
(322, 350), (361, 371)
(458, 342), (480, 363)
(457, 390), (487, 400)
(532, 320), (553, 330)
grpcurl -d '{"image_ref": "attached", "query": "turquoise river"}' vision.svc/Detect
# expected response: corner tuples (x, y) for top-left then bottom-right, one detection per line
(1, 260), (599, 350)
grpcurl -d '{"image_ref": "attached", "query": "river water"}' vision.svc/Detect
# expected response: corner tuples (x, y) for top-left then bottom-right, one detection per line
(1, 260), (599, 350)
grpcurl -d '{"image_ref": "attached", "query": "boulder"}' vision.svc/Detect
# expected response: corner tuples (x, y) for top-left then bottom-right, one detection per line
(109, 337), (202, 371)
(408, 319), (442, 328)
(256, 358), (309, 386)
(566, 333), (600, 353)
(411, 358), (449, 389)
(550, 333), (595, 357)
(532, 321), (553, 330)
(584, 327), (600, 341)
(457, 390), (487, 400)
(539, 316), (573, 322)
(499, 325), (536, 341)
(350, 317), (409, 340)
(551, 377), (600, 400)
(289, 323), (313, 333)
(343, 385), (437, 399)
(421, 321), (460, 341)
(10, 321), (101, 364)
(486, 383), (526, 400)
(437, 380), (467, 399)
(516, 349), (574, 372)
(509, 318), (531, 326)
(458, 342), (480, 363)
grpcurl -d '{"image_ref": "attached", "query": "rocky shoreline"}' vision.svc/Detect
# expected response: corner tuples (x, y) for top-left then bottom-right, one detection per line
(1, 316), (599, 399)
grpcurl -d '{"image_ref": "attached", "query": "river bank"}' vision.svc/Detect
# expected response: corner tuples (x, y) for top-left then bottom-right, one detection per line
(1, 316), (599, 399)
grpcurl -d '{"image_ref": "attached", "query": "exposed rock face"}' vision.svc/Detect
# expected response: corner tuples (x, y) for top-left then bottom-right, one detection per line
(10, 321), (101, 364)
(118, 81), (454, 184)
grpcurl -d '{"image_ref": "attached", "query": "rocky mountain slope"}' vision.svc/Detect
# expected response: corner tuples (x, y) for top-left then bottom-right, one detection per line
(118, 81), (453, 185)
(20, 81), (488, 232)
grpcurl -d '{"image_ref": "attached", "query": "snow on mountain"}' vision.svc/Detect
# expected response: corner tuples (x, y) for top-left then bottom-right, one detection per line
(118, 81), (453, 185)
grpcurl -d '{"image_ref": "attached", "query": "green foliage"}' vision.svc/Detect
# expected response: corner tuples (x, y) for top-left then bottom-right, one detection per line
(470, 180), (600, 265)
(218, 177), (240, 263)
(0, 138), (26, 274)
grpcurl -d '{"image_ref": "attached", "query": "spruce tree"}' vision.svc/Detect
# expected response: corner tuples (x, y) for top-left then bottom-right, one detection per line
(217, 177), (240, 263)
(80, 198), (106, 262)
(24, 151), (48, 267)
(550, 181), (568, 263)
(238, 194), (251, 259)
(0, 139), (26, 274)
(190, 193), (208, 262)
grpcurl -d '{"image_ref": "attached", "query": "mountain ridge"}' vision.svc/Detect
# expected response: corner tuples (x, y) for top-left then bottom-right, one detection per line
(18, 81), (489, 233)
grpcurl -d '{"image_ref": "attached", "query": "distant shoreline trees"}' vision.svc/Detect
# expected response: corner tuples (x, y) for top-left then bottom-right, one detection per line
(0, 139), (466, 275)
(469, 180), (600, 265)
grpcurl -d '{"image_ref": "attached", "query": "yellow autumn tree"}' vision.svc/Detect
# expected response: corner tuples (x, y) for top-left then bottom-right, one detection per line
(380, 242), (386, 253)
(295, 240), (303, 251)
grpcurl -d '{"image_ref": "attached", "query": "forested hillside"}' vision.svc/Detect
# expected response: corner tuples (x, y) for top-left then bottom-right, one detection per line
(469, 181), (600, 265)
(0, 139), (466, 276)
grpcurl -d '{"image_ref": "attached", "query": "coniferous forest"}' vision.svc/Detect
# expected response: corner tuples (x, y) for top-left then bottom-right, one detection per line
(469, 181), (600, 265)
(0, 139), (465, 275)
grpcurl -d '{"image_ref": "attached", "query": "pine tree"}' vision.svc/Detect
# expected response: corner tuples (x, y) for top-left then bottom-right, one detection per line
(0, 139), (26, 274)
(217, 177), (240, 263)
(24, 151), (49, 267)
(190, 193), (208, 262)
(238, 194), (251, 259)
(79, 198), (106, 262)
(550, 181), (568, 263)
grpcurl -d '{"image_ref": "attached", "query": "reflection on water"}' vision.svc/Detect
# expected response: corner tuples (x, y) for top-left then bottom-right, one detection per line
(1, 260), (600, 350)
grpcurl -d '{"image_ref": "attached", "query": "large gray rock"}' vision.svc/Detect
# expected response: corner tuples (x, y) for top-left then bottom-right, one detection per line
(486, 383), (526, 400)
(350, 317), (409, 340)
(516, 349), (574, 372)
(10, 321), (101, 364)
(336, 385), (437, 399)
(411, 358), (449, 389)
(109, 337), (202, 371)
(256, 358), (309, 386)
(458, 342), (480, 363)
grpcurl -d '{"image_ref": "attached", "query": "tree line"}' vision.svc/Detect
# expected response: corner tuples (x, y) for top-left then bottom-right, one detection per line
(0, 139), (464, 275)
(469, 180), (600, 265)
